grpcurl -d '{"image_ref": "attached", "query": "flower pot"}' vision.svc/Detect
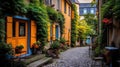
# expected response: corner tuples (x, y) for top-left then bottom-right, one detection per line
(15, 48), (22, 54)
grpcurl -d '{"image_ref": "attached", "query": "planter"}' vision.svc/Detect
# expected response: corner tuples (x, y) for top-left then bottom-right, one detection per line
(15, 48), (22, 54)
(54, 49), (59, 58)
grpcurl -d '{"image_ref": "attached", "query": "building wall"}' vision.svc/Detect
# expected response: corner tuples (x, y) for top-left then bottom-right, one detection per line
(61, 0), (71, 45)
(44, 0), (72, 45)
(79, 3), (96, 16)
(110, 20), (120, 48)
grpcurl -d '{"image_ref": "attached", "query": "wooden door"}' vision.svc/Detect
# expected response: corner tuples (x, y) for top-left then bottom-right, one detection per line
(15, 20), (28, 53)
(6, 16), (28, 54)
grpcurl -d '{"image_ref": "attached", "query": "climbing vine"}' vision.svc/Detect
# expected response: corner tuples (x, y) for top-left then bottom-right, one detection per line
(71, 4), (79, 47)
(0, 0), (27, 42)
(57, 12), (65, 35)
(0, 0), (65, 48)
(47, 6), (58, 22)
(46, 6), (65, 35)
(0, 19), (5, 42)
(0, 0), (27, 16)
(27, 0), (49, 47)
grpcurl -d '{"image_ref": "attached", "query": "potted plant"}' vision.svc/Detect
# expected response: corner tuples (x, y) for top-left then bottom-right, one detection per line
(60, 38), (66, 45)
(60, 38), (66, 50)
(31, 41), (41, 54)
(50, 40), (60, 58)
(33, 41), (41, 48)
(15, 45), (24, 54)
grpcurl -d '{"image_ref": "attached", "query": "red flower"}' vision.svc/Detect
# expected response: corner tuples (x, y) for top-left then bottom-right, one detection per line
(102, 18), (110, 24)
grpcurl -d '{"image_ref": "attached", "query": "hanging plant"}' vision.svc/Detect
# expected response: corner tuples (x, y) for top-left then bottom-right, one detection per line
(46, 6), (58, 22)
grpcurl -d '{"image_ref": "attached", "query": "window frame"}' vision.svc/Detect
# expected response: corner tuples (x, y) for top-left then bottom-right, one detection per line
(64, 1), (67, 13)
(19, 22), (26, 36)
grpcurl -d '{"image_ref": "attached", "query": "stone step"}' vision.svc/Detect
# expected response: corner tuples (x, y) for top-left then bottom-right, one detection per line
(24, 54), (45, 65)
(27, 57), (52, 67)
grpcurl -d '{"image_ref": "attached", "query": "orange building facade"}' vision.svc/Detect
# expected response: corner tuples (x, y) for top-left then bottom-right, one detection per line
(61, 0), (72, 45)
(45, 0), (72, 45)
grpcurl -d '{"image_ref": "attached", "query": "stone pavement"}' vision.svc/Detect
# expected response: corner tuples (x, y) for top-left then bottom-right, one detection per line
(43, 46), (94, 67)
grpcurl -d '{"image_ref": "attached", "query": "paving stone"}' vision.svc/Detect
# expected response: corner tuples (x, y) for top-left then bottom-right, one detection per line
(44, 46), (104, 67)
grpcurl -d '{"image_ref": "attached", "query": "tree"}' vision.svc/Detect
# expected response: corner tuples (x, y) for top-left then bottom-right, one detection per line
(77, 19), (94, 39)
(83, 13), (98, 35)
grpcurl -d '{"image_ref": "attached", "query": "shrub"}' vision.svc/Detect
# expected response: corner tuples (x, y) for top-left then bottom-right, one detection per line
(15, 45), (24, 50)
(60, 38), (66, 44)
(0, 42), (13, 55)
(51, 41), (60, 49)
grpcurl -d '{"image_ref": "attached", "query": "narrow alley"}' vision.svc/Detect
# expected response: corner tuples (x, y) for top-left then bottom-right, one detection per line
(44, 47), (93, 67)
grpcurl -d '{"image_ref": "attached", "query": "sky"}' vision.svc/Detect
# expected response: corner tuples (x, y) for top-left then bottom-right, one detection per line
(78, 0), (93, 3)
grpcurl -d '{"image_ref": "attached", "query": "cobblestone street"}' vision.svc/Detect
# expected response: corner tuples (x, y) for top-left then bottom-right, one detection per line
(44, 46), (93, 67)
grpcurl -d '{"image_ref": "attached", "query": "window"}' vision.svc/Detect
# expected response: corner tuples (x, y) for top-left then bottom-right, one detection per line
(80, 8), (84, 15)
(64, 1), (66, 13)
(91, 8), (94, 14)
(12, 21), (16, 37)
(19, 22), (25, 36)
(50, 0), (52, 5)
(83, 8), (87, 14)
(57, 0), (60, 10)
(68, 6), (71, 16)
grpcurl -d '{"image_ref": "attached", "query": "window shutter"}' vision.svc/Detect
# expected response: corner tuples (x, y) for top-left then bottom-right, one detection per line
(31, 20), (36, 47)
(6, 16), (13, 43)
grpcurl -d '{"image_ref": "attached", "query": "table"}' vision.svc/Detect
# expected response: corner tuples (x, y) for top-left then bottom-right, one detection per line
(105, 46), (119, 67)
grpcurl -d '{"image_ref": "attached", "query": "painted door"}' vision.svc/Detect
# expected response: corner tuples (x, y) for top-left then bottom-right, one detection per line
(55, 25), (59, 39)
(15, 20), (28, 53)
(6, 16), (28, 54)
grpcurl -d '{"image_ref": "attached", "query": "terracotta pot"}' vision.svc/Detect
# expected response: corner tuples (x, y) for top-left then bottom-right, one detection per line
(15, 48), (22, 54)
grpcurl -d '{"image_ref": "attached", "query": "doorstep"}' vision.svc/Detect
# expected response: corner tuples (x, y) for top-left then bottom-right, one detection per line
(27, 57), (52, 67)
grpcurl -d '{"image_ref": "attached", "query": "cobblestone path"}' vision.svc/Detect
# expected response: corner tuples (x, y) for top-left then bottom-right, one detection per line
(44, 46), (93, 67)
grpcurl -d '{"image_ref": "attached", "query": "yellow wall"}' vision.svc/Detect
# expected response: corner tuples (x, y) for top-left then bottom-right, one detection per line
(61, 0), (71, 45)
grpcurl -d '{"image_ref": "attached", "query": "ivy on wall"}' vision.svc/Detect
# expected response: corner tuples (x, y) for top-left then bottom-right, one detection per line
(0, 0), (65, 48)
(71, 4), (78, 47)
(0, 0), (27, 42)
(57, 12), (65, 35)
(46, 6), (65, 36)
(101, 0), (120, 20)
(0, 0), (27, 16)
(47, 6), (58, 22)
(0, 19), (5, 42)
(27, 0), (49, 48)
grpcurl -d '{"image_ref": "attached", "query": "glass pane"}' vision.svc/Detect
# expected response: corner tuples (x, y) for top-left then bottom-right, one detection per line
(83, 8), (87, 14)
(12, 21), (16, 37)
(19, 22), (25, 36)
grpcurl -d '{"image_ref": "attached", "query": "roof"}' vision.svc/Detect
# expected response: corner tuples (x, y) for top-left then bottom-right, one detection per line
(78, 0), (93, 3)
(80, 3), (96, 7)
(71, 0), (80, 4)
(66, 0), (72, 5)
